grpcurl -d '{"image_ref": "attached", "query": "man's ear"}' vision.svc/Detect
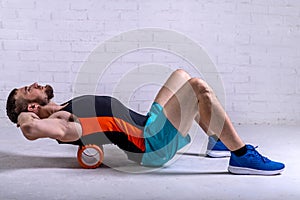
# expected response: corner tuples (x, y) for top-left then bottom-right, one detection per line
(27, 103), (40, 114)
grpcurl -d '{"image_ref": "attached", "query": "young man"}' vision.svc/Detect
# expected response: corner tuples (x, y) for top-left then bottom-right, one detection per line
(6, 69), (285, 175)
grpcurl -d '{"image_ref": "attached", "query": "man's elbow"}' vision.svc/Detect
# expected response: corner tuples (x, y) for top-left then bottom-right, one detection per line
(20, 122), (37, 141)
(24, 134), (37, 141)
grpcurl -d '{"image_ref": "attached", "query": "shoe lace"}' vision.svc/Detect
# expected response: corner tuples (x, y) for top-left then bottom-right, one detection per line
(249, 146), (269, 163)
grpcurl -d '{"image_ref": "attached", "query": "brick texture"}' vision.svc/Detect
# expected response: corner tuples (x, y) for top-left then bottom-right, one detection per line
(1, 0), (300, 126)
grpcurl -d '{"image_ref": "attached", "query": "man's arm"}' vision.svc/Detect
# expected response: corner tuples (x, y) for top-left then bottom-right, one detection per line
(17, 111), (82, 142)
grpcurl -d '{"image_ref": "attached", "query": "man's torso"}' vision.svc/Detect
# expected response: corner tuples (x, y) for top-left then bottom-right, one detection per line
(58, 95), (148, 162)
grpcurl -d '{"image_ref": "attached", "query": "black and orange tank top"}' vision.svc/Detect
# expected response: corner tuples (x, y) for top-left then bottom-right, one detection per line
(57, 95), (148, 162)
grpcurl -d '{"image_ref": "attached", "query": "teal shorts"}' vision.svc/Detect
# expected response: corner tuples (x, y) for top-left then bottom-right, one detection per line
(141, 102), (191, 167)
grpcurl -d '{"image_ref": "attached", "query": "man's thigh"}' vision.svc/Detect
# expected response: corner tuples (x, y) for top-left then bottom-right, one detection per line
(163, 80), (198, 136)
(154, 69), (191, 107)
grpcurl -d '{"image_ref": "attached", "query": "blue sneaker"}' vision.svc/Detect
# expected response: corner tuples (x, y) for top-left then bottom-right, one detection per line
(228, 145), (285, 175)
(206, 136), (230, 158)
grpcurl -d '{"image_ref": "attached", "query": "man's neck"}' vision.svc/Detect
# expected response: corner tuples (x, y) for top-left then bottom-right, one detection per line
(38, 102), (67, 119)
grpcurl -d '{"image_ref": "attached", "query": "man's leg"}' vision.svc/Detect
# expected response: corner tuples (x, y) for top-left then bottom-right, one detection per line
(153, 69), (191, 107)
(162, 77), (244, 151)
(155, 69), (230, 155)
(161, 74), (284, 175)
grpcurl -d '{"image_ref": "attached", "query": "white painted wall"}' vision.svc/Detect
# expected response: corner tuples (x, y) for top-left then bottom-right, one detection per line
(1, 0), (300, 126)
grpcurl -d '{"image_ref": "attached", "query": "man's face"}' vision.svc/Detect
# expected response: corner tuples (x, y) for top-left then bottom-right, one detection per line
(16, 82), (54, 106)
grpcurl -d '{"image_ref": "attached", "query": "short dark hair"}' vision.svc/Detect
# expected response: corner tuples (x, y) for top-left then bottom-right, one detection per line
(6, 88), (29, 124)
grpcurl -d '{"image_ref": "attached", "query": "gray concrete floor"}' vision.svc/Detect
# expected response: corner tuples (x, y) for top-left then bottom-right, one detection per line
(0, 124), (299, 200)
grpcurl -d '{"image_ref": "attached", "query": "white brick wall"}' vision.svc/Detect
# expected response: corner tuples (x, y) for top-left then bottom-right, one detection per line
(1, 0), (300, 127)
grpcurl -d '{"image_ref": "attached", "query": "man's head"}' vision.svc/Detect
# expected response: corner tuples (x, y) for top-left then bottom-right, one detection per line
(6, 83), (54, 124)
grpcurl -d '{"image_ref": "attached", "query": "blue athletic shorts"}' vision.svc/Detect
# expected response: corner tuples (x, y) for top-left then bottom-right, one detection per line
(141, 102), (191, 167)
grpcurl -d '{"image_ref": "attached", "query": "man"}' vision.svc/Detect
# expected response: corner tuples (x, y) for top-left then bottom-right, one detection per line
(6, 69), (285, 175)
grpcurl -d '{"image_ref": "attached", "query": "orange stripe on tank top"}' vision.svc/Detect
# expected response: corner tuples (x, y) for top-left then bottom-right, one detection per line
(78, 117), (145, 151)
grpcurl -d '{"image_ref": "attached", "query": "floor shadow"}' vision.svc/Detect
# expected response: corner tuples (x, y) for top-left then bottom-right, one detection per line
(0, 150), (129, 172)
(0, 150), (80, 172)
(150, 171), (230, 176)
(177, 152), (207, 157)
(0, 150), (230, 175)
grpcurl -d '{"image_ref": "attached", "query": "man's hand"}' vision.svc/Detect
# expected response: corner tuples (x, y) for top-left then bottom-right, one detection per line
(17, 112), (40, 127)
(17, 111), (82, 142)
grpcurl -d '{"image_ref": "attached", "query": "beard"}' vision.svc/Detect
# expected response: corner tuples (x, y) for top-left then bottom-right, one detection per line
(45, 85), (54, 100)
(33, 85), (54, 106)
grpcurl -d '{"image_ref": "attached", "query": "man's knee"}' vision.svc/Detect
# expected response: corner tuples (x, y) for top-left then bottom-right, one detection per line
(172, 69), (191, 80)
(188, 78), (213, 101)
(188, 78), (211, 93)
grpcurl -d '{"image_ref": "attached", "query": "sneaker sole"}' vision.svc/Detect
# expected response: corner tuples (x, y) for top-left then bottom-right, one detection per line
(228, 165), (284, 176)
(206, 150), (231, 158)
